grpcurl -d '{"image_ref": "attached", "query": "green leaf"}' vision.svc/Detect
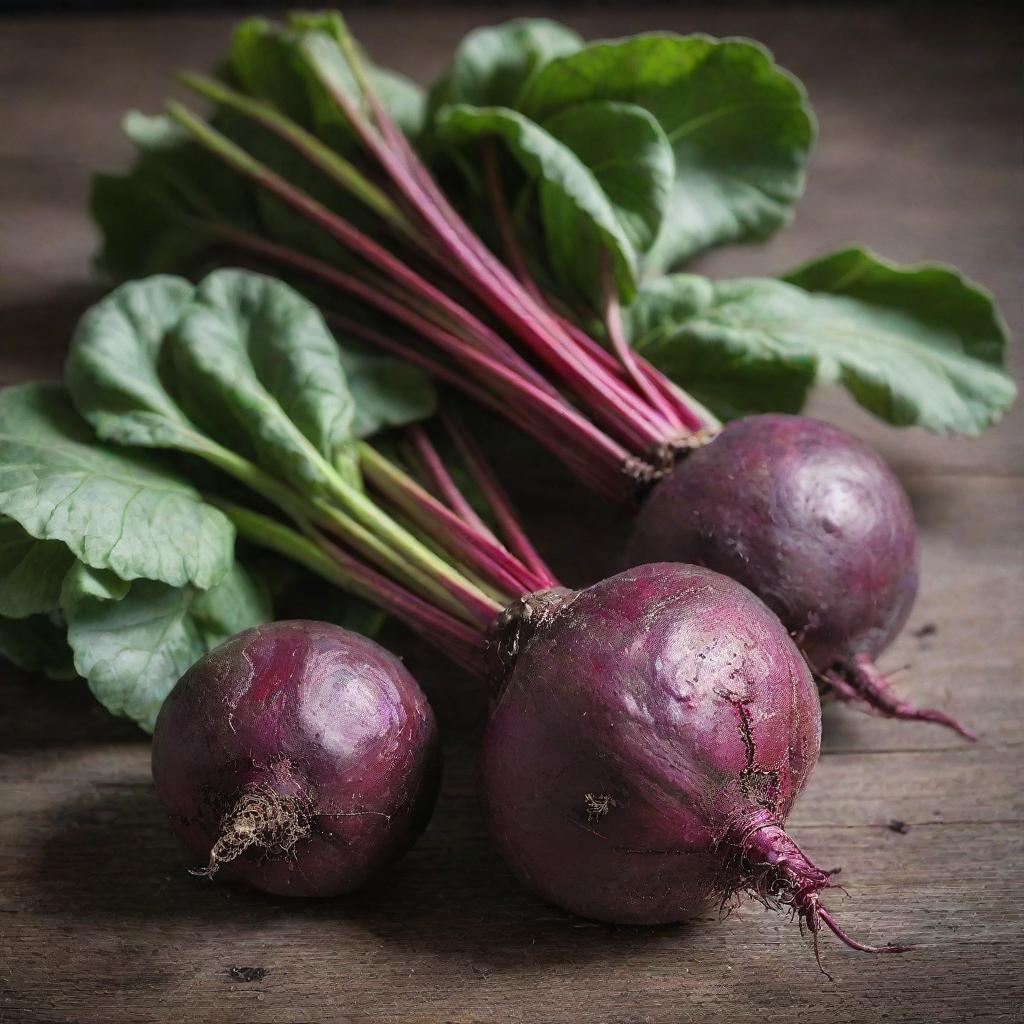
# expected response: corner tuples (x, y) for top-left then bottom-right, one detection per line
(627, 275), (816, 420)
(781, 247), (1016, 432)
(190, 559), (272, 649)
(0, 383), (234, 590)
(0, 613), (77, 681)
(631, 253), (1016, 432)
(289, 13), (425, 138)
(121, 111), (253, 225)
(90, 172), (210, 282)
(429, 18), (583, 110)
(371, 68), (427, 138)
(0, 514), (129, 621)
(519, 34), (815, 270)
(66, 275), (212, 455)
(541, 102), (675, 258)
(335, 347), (437, 438)
(0, 516), (76, 619)
(229, 16), (315, 125)
(170, 270), (356, 493)
(60, 562), (131, 609)
(66, 563), (271, 732)
(435, 105), (640, 300)
(91, 111), (256, 282)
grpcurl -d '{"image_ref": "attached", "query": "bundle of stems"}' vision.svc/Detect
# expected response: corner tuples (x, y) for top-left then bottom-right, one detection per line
(216, 414), (558, 676)
(167, 24), (719, 507)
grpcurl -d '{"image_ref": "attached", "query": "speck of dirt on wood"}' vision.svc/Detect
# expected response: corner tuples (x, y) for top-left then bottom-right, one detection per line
(913, 622), (938, 638)
(888, 820), (910, 834)
(227, 966), (269, 983)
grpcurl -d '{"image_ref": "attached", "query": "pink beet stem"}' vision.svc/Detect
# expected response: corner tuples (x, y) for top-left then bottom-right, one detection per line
(308, 57), (680, 451)
(442, 412), (558, 588)
(601, 256), (686, 431)
(359, 444), (551, 598)
(211, 222), (632, 503)
(322, 310), (624, 504)
(482, 139), (548, 306)
(179, 46), (725, 495)
(311, 532), (486, 676)
(407, 425), (498, 543)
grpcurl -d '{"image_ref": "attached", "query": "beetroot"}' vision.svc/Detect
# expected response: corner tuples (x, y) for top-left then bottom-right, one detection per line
(152, 620), (440, 897)
(482, 563), (901, 951)
(627, 415), (972, 738)
(202, 423), (907, 955)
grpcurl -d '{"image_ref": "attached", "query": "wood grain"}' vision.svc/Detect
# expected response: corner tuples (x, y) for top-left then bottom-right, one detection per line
(0, 5), (1021, 1023)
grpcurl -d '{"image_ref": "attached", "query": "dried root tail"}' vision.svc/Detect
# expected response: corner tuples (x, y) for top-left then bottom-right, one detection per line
(727, 809), (912, 976)
(191, 784), (312, 879)
(825, 653), (975, 741)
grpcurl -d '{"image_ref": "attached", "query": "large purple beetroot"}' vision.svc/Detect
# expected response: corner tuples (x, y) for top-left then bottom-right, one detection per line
(152, 620), (440, 897)
(627, 415), (971, 738)
(481, 562), (892, 950)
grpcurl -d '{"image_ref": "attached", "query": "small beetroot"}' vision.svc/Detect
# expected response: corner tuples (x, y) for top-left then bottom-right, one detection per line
(628, 415), (972, 739)
(152, 620), (440, 897)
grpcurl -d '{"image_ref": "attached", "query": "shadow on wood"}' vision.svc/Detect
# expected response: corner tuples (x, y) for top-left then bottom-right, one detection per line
(27, 763), (703, 974)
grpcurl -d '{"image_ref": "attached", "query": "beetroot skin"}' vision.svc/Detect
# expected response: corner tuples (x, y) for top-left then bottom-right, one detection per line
(481, 563), (859, 937)
(627, 415), (970, 737)
(152, 620), (440, 897)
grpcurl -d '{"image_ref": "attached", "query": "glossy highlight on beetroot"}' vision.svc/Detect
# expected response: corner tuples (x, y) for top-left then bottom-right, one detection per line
(628, 415), (972, 739)
(152, 620), (440, 897)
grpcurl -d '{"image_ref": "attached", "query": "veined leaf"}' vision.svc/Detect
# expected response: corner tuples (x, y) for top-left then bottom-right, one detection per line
(627, 275), (815, 420)
(631, 252), (1015, 432)
(170, 269), (356, 494)
(66, 562), (270, 732)
(66, 275), (210, 454)
(519, 33), (814, 271)
(0, 383), (234, 590)
(429, 18), (583, 111)
(781, 247), (1016, 432)
(542, 102), (674, 258)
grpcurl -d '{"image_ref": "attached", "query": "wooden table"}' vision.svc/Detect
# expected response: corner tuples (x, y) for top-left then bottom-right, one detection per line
(1, 5), (1021, 1022)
